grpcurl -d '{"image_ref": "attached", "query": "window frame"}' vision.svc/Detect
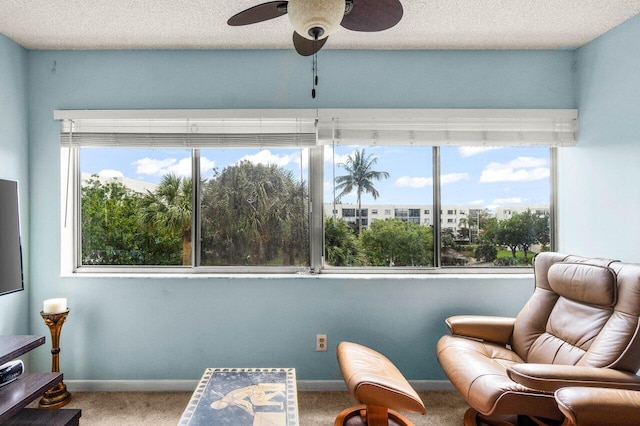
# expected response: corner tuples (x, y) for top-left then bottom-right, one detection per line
(65, 146), (319, 274)
(58, 108), (571, 275)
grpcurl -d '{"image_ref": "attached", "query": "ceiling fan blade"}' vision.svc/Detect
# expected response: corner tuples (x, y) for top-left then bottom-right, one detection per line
(293, 32), (327, 56)
(227, 1), (288, 26)
(340, 0), (403, 32)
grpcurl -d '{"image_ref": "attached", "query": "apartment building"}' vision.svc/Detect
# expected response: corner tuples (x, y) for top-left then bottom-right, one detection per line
(324, 203), (550, 233)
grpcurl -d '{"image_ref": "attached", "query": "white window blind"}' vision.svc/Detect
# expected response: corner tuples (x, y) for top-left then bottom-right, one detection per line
(55, 110), (318, 148)
(316, 109), (578, 147)
(54, 108), (578, 148)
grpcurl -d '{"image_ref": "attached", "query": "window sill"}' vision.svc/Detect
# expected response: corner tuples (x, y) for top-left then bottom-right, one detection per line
(61, 268), (534, 280)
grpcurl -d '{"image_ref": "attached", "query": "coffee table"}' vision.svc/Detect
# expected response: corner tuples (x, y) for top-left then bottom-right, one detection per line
(178, 368), (299, 426)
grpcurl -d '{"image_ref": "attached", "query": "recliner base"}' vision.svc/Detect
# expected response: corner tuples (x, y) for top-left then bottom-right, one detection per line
(334, 404), (414, 426)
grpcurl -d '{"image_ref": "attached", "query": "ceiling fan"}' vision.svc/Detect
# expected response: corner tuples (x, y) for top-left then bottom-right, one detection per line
(227, 0), (404, 57)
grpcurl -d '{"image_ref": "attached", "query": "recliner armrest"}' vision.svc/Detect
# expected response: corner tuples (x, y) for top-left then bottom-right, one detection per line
(445, 315), (515, 345)
(507, 364), (640, 392)
(555, 387), (640, 426)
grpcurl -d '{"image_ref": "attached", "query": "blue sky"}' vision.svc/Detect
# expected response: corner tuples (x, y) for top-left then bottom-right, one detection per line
(80, 145), (550, 209)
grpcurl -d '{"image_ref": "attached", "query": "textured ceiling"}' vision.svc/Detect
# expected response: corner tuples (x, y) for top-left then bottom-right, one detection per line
(1, 1), (639, 51)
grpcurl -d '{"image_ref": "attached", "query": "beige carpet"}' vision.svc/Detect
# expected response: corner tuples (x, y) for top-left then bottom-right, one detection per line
(30, 390), (468, 425)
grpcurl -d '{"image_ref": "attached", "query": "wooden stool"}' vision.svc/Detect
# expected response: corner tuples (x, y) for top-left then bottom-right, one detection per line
(335, 342), (426, 426)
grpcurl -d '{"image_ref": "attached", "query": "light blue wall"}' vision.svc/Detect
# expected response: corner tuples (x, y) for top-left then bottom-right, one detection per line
(24, 49), (575, 381)
(0, 35), (29, 336)
(558, 14), (640, 262)
(3, 8), (637, 385)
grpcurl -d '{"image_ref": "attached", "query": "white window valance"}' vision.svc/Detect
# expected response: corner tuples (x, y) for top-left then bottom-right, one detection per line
(55, 109), (318, 148)
(54, 108), (578, 148)
(316, 109), (578, 147)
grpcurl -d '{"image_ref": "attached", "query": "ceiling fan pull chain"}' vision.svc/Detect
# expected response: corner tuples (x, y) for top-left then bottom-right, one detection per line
(312, 39), (318, 99)
(311, 52), (316, 99)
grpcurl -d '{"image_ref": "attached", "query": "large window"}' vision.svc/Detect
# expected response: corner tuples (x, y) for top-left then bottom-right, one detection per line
(323, 145), (434, 268)
(59, 109), (576, 273)
(439, 146), (551, 267)
(323, 145), (551, 269)
(198, 148), (308, 267)
(80, 148), (192, 266)
(77, 147), (308, 269)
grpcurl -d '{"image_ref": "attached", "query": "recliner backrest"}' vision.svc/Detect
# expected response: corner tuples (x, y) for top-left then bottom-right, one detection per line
(510, 252), (640, 373)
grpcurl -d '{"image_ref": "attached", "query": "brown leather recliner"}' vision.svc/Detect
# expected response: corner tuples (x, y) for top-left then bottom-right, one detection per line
(436, 252), (640, 426)
(555, 386), (640, 426)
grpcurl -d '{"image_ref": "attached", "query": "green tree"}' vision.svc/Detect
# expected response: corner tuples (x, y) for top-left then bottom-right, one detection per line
(534, 211), (551, 250)
(516, 210), (538, 262)
(473, 216), (499, 263)
(495, 211), (539, 262)
(324, 217), (364, 266)
(496, 215), (526, 259)
(458, 217), (470, 241)
(81, 176), (181, 265)
(335, 149), (389, 233)
(360, 219), (433, 267)
(139, 174), (192, 266)
(474, 240), (498, 263)
(201, 161), (308, 266)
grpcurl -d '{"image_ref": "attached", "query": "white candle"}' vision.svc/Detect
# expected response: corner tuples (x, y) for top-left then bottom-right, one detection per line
(43, 298), (67, 314)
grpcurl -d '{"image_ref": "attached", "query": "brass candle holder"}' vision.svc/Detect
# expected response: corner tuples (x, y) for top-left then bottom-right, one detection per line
(39, 309), (72, 408)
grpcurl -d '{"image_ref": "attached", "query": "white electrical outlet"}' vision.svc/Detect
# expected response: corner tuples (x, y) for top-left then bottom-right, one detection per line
(316, 334), (327, 351)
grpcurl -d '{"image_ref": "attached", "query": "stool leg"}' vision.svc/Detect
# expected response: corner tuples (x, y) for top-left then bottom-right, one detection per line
(366, 405), (390, 426)
(334, 404), (416, 426)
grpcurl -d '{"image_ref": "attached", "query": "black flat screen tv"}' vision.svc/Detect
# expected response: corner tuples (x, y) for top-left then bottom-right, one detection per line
(0, 179), (24, 296)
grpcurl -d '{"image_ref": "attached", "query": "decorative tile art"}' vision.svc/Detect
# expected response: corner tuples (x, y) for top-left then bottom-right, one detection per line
(179, 368), (299, 426)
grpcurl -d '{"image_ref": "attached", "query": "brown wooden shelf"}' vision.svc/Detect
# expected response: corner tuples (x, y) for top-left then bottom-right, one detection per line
(0, 334), (79, 425)
(1, 408), (81, 426)
(0, 336), (45, 366)
(0, 372), (63, 422)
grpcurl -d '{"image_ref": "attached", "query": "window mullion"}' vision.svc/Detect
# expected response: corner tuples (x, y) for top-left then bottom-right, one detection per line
(309, 145), (324, 272)
(192, 149), (201, 268)
(73, 146), (81, 271)
(432, 146), (442, 268)
(550, 147), (558, 251)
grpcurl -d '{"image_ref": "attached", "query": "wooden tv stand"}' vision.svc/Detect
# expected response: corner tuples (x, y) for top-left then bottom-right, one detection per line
(0, 335), (81, 425)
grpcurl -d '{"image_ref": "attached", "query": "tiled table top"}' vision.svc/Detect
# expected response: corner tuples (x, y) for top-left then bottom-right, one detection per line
(179, 368), (298, 426)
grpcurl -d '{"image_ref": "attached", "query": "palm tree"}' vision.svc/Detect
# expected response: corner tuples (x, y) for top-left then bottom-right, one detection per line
(335, 149), (389, 233)
(139, 174), (192, 265)
(200, 161), (308, 266)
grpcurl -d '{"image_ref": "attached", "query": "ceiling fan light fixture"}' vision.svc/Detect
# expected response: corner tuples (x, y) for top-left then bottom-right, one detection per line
(287, 0), (345, 40)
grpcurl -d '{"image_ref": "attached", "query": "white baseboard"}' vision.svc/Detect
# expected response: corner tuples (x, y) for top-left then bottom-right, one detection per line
(65, 380), (200, 392)
(65, 379), (454, 393)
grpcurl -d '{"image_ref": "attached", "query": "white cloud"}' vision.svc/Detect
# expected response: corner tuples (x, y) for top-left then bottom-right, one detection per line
(238, 149), (296, 167)
(396, 176), (432, 188)
(395, 172), (469, 188)
(133, 156), (209, 178)
(507, 156), (548, 168)
(200, 157), (215, 174)
(325, 146), (356, 165)
(166, 158), (192, 177)
(133, 158), (174, 176)
(133, 158), (181, 177)
(441, 173), (470, 185)
(458, 146), (501, 157)
(480, 156), (549, 183)
(98, 169), (124, 178)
